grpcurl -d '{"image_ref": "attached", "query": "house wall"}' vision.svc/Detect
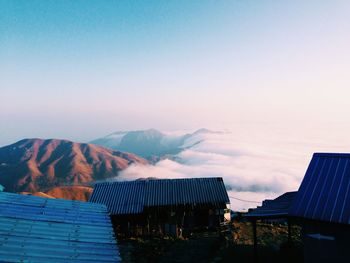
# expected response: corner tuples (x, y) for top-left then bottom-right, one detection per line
(302, 220), (350, 263)
(111, 204), (230, 237)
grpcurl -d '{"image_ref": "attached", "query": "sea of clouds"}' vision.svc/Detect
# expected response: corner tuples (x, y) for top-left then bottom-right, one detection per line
(117, 122), (350, 211)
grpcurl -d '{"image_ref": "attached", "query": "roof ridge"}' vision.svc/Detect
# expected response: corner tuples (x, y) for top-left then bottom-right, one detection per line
(96, 177), (224, 185)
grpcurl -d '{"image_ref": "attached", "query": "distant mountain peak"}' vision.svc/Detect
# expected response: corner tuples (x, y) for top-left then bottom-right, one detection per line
(192, 128), (222, 135)
(90, 128), (216, 159)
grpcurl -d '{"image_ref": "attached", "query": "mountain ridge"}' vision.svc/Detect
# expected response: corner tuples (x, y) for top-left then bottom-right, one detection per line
(0, 138), (147, 193)
(90, 128), (218, 159)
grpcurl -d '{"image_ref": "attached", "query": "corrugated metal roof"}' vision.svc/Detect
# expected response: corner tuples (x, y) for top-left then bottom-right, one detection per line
(0, 192), (121, 262)
(245, 191), (297, 218)
(90, 177), (230, 215)
(289, 153), (350, 225)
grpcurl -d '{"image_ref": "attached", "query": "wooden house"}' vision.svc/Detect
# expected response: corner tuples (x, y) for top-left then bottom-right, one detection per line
(89, 177), (231, 237)
(289, 153), (350, 263)
(246, 152), (350, 263)
(245, 191), (298, 262)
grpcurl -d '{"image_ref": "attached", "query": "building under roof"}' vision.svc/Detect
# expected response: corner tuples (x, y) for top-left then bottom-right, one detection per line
(0, 191), (120, 263)
(90, 177), (231, 236)
(244, 191), (297, 262)
(289, 153), (350, 224)
(289, 153), (350, 263)
(245, 153), (350, 263)
(90, 177), (230, 215)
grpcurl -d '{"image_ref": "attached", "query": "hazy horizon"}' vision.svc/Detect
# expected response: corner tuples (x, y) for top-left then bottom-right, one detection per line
(3, 123), (350, 211)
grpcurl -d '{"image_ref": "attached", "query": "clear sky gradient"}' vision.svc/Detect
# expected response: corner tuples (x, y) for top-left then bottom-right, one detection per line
(1, 0), (350, 145)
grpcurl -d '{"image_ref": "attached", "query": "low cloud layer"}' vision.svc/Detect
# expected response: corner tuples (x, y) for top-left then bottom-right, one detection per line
(118, 122), (350, 211)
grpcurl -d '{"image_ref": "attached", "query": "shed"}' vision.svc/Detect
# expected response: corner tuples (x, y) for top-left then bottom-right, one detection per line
(247, 191), (297, 219)
(0, 191), (120, 262)
(289, 153), (350, 263)
(90, 177), (231, 236)
(245, 191), (297, 261)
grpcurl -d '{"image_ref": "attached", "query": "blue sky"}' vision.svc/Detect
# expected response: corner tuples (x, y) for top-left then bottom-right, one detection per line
(1, 0), (350, 145)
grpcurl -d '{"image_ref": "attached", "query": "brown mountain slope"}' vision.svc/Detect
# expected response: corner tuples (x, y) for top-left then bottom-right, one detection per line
(20, 191), (55, 199)
(20, 186), (93, 201)
(46, 186), (93, 201)
(0, 138), (147, 193)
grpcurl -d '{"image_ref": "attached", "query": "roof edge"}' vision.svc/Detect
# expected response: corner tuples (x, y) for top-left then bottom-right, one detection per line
(95, 177), (225, 186)
(313, 152), (350, 158)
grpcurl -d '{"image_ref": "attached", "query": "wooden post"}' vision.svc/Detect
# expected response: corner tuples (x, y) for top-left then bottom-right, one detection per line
(127, 221), (130, 238)
(147, 215), (150, 236)
(287, 217), (292, 244)
(252, 219), (258, 263)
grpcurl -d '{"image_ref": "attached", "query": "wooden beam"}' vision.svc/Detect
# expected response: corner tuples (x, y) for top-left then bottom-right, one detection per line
(287, 217), (292, 243)
(252, 219), (258, 263)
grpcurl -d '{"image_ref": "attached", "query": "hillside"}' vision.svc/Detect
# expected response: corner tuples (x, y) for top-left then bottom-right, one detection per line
(45, 185), (93, 201)
(20, 186), (93, 201)
(20, 191), (54, 199)
(0, 138), (148, 193)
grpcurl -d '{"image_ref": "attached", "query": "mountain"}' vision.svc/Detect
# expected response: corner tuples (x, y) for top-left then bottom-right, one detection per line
(20, 191), (54, 199)
(0, 138), (147, 193)
(90, 129), (184, 159)
(90, 128), (215, 159)
(21, 186), (93, 201)
(45, 186), (93, 201)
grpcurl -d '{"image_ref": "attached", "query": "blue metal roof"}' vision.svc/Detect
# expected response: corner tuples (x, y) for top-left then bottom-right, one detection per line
(245, 192), (297, 218)
(0, 192), (121, 262)
(90, 177), (230, 215)
(290, 153), (350, 225)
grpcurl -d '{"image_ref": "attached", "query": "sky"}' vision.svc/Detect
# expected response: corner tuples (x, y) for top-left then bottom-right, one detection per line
(1, 0), (350, 145)
(1, 0), (350, 210)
